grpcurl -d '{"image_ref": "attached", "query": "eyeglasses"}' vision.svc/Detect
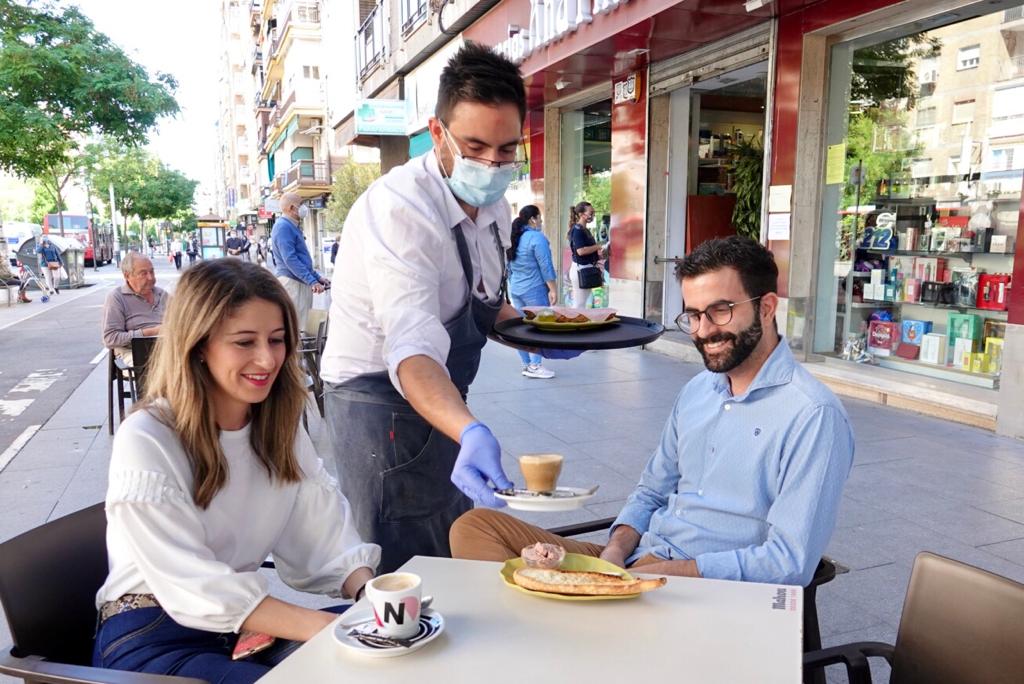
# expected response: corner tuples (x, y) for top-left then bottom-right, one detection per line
(674, 297), (761, 334)
(441, 123), (528, 171)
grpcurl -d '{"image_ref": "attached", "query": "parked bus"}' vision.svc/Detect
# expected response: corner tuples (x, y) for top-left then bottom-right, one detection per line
(43, 214), (114, 266)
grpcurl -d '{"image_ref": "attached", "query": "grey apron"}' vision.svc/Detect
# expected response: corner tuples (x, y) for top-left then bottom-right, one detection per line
(324, 222), (507, 573)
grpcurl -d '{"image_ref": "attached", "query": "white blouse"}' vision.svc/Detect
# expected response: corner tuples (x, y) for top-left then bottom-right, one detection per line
(96, 407), (381, 633)
(320, 151), (511, 395)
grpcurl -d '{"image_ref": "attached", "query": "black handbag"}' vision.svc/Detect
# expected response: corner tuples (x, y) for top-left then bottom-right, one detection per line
(576, 263), (603, 289)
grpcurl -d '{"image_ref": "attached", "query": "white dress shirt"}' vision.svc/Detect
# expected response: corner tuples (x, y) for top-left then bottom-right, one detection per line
(320, 151), (511, 395)
(96, 407), (381, 633)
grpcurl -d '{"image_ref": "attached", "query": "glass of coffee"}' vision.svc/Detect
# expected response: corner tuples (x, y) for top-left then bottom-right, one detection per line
(518, 453), (563, 492)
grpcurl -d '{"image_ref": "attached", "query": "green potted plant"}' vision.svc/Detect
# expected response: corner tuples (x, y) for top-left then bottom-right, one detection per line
(728, 136), (764, 241)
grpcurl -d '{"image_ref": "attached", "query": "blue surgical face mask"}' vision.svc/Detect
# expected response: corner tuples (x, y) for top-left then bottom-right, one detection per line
(297, 205), (309, 219)
(440, 125), (517, 207)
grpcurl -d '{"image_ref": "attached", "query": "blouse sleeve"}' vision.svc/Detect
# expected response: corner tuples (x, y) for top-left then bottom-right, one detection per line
(270, 429), (381, 597)
(106, 463), (270, 633)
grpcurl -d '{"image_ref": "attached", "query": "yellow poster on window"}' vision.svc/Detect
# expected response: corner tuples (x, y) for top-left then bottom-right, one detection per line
(825, 143), (847, 185)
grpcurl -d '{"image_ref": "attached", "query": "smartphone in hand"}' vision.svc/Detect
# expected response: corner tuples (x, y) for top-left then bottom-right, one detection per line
(232, 631), (276, 660)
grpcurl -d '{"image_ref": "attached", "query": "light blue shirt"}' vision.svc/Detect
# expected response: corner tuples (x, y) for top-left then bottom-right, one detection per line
(271, 216), (320, 286)
(508, 228), (557, 297)
(614, 339), (854, 586)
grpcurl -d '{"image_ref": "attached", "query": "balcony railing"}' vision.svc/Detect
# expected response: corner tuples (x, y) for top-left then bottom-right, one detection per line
(1005, 6), (1024, 23)
(356, 2), (387, 80)
(282, 160), (331, 188)
(401, 0), (428, 35)
(999, 54), (1024, 80)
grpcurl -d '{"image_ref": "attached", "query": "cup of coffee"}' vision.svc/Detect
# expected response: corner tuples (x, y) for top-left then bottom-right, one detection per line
(519, 453), (563, 492)
(365, 572), (423, 638)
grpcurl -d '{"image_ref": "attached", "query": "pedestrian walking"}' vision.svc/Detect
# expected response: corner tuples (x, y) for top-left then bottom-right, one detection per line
(172, 238), (183, 270)
(330, 237), (339, 266)
(507, 205), (557, 379)
(320, 44), (580, 574)
(270, 193), (329, 334)
(255, 236), (267, 266)
(36, 235), (62, 294)
(92, 259), (378, 684)
(186, 234), (199, 266)
(567, 201), (607, 309)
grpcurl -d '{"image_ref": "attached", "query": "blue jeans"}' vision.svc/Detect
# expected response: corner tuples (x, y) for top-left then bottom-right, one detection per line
(510, 287), (549, 366)
(93, 604), (349, 684)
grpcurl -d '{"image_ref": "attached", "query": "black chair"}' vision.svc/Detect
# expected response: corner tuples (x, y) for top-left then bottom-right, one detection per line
(549, 516), (838, 683)
(106, 338), (158, 435)
(0, 503), (206, 683)
(803, 551), (1024, 684)
(299, 319), (328, 418)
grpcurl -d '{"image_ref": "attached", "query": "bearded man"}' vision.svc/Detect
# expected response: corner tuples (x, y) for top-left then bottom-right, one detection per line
(450, 236), (854, 587)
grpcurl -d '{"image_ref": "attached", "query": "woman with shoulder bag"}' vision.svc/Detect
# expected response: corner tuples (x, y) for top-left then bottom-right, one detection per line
(93, 260), (379, 683)
(36, 235), (63, 294)
(567, 201), (606, 309)
(507, 205), (558, 379)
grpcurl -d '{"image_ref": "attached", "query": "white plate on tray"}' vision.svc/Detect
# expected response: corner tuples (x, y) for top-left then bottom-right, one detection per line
(494, 486), (598, 512)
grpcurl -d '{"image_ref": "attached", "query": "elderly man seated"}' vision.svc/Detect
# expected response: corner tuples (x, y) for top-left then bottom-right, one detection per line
(102, 252), (169, 365)
(451, 237), (854, 587)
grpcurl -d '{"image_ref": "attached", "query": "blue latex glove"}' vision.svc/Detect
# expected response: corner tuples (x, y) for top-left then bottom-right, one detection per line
(452, 422), (514, 507)
(540, 348), (583, 360)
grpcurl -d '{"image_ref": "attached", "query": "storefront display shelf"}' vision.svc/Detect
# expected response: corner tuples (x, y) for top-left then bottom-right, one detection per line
(898, 301), (1010, 315)
(862, 249), (1008, 262)
(874, 355), (999, 390)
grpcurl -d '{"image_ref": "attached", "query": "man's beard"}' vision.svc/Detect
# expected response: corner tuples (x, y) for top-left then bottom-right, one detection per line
(693, 314), (763, 373)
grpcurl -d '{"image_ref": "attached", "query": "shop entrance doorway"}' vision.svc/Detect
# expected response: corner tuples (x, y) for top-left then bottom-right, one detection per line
(662, 61), (769, 326)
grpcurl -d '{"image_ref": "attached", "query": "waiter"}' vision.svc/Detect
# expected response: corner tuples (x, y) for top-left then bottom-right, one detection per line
(321, 44), (576, 572)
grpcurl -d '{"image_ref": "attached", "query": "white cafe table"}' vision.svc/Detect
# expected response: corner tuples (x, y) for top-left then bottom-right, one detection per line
(259, 555), (803, 683)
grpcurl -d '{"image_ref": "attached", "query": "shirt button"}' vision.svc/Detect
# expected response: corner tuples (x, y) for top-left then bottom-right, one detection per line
(724, 404), (732, 411)
(698, 489), (704, 496)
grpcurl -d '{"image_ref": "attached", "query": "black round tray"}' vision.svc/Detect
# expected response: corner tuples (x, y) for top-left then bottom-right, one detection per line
(492, 316), (665, 351)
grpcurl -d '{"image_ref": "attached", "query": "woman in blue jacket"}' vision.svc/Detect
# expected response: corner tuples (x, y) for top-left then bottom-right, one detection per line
(507, 205), (558, 379)
(36, 235), (63, 294)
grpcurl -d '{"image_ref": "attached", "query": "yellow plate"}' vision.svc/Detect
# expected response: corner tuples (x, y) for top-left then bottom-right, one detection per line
(523, 317), (620, 332)
(499, 553), (639, 601)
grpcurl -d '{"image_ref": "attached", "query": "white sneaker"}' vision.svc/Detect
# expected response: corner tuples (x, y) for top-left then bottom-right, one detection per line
(522, 364), (555, 379)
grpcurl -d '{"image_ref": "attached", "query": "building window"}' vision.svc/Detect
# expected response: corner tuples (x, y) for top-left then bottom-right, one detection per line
(916, 107), (936, 127)
(952, 99), (975, 124)
(990, 148), (1015, 171)
(957, 44), (980, 70)
(303, 65), (320, 79)
(400, 0), (428, 35)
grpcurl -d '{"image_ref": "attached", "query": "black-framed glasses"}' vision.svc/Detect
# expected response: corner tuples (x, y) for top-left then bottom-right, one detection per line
(440, 122), (528, 171)
(674, 297), (761, 334)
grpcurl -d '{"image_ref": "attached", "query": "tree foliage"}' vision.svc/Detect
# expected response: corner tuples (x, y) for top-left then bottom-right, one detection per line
(0, 1), (179, 179)
(850, 34), (941, 110)
(29, 180), (63, 223)
(324, 159), (380, 231)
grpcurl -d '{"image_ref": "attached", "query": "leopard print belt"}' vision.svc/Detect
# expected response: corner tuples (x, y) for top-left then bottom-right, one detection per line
(99, 593), (160, 623)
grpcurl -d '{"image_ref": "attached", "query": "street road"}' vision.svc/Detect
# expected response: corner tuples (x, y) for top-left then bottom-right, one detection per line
(0, 257), (180, 471)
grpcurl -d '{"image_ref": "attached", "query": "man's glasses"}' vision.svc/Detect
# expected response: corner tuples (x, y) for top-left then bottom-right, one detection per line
(441, 123), (528, 171)
(674, 297), (761, 334)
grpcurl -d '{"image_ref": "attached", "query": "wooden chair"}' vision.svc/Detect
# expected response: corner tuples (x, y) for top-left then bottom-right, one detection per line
(803, 552), (1024, 684)
(106, 337), (157, 435)
(0, 503), (206, 683)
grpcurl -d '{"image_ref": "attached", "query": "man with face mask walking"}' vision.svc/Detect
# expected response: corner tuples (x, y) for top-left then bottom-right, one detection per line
(321, 44), (579, 573)
(271, 192), (328, 334)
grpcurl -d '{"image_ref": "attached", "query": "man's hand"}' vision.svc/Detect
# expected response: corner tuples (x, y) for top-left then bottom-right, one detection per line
(141, 325), (161, 337)
(319, 276), (331, 288)
(630, 559), (701, 578)
(599, 547), (628, 569)
(547, 289), (557, 305)
(311, 282), (325, 294)
(452, 422), (513, 507)
(600, 524), (641, 569)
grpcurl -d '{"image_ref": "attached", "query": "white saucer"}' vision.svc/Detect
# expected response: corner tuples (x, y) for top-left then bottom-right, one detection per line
(494, 487), (596, 512)
(334, 609), (444, 658)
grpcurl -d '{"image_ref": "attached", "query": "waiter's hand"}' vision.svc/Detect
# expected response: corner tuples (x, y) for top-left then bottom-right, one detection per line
(540, 348), (583, 360)
(452, 422), (513, 507)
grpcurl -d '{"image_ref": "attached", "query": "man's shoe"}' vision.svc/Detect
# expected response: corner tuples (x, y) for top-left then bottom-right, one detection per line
(522, 364), (555, 379)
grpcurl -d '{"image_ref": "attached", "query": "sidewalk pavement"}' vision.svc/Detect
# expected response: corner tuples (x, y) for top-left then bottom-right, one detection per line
(2, 340), (1024, 683)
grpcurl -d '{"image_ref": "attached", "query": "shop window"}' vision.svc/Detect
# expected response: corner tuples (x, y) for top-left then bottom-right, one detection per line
(952, 99), (975, 124)
(813, 7), (1017, 389)
(957, 44), (981, 70)
(303, 65), (320, 79)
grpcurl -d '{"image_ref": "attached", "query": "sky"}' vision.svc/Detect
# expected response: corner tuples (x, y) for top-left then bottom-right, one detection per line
(72, 0), (222, 205)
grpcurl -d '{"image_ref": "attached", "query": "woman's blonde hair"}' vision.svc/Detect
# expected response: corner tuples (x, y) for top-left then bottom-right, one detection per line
(139, 259), (305, 508)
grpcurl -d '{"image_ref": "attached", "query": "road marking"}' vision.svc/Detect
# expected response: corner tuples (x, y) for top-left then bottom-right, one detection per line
(0, 399), (33, 417)
(9, 369), (63, 393)
(0, 283), (112, 332)
(0, 424), (42, 473)
(90, 348), (107, 365)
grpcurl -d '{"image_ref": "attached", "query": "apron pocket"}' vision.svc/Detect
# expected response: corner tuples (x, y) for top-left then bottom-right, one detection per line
(380, 412), (461, 522)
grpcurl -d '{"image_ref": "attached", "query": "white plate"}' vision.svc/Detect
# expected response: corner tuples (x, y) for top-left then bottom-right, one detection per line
(334, 609), (445, 659)
(494, 487), (597, 512)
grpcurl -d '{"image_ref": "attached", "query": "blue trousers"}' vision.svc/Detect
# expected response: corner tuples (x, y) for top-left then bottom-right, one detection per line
(510, 287), (549, 365)
(93, 605), (348, 684)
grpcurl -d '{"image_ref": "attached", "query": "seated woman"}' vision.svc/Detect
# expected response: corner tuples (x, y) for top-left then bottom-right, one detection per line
(93, 259), (379, 683)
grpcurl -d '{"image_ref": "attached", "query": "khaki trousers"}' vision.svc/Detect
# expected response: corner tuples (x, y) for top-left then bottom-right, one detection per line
(449, 509), (661, 568)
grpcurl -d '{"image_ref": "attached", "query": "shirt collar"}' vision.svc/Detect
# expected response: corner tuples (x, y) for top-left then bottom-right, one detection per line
(711, 336), (795, 399)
